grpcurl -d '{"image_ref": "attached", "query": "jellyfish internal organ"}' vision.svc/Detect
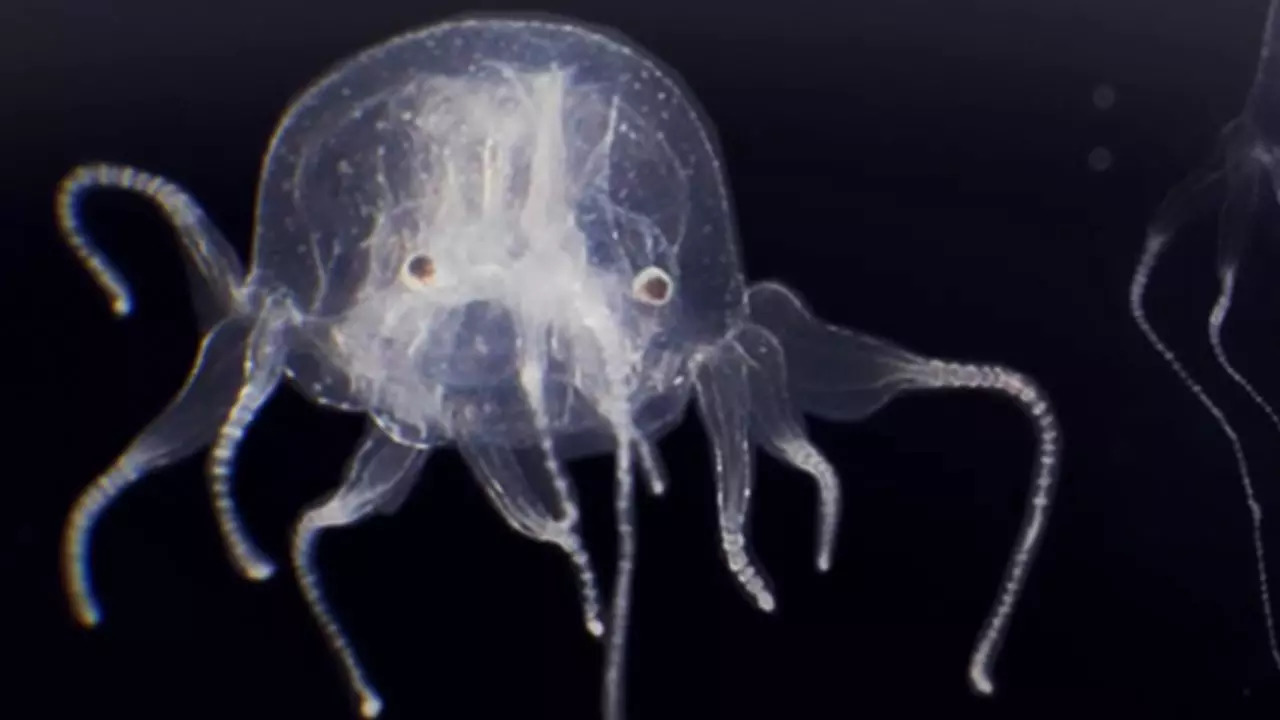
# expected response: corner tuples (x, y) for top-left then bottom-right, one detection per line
(58, 16), (1060, 719)
(1129, 0), (1280, 674)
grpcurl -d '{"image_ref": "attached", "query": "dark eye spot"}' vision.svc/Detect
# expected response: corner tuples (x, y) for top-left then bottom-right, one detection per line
(632, 266), (673, 305)
(642, 275), (669, 302)
(405, 253), (434, 282)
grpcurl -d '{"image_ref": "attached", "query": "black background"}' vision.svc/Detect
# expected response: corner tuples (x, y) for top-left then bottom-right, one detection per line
(6, 0), (1280, 718)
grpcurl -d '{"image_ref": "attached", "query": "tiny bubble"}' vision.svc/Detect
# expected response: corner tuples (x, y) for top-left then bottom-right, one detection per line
(1088, 146), (1113, 172)
(1092, 83), (1116, 110)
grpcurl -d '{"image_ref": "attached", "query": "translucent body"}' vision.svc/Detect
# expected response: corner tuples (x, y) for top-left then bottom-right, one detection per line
(1129, 0), (1280, 674)
(58, 16), (1060, 719)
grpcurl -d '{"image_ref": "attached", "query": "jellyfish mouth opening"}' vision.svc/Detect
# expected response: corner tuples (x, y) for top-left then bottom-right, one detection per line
(422, 299), (521, 388)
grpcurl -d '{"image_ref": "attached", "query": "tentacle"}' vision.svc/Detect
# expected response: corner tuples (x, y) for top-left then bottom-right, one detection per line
(898, 360), (1058, 696)
(62, 316), (252, 626)
(1202, 269), (1280, 672)
(292, 424), (431, 719)
(602, 427), (637, 720)
(693, 343), (776, 612)
(206, 301), (290, 581)
(460, 442), (605, 637)
(56, 163), (246, 323)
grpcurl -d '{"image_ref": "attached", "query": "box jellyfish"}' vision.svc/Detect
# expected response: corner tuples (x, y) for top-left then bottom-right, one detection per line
(56, 15), (1061, 719)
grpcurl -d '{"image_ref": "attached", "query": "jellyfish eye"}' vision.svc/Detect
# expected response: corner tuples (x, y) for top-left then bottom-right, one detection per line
(631, 266), (673, 306)
(402, 253), (435, 288)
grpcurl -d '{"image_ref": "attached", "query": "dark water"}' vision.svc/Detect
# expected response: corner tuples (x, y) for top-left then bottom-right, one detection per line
(5, 0), (1280, 717)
